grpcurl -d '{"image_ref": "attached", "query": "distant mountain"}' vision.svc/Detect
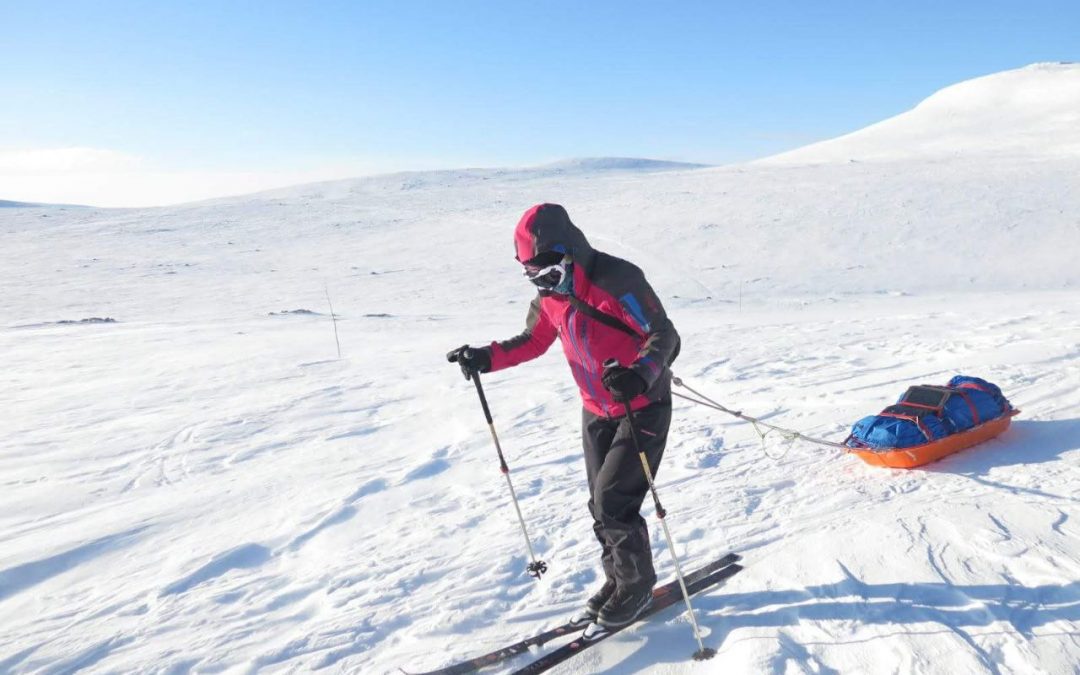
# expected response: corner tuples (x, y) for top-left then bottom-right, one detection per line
(0, 199), (88, 209)
(537, 157), (710, 172)
(762, 62), (1080, 163)
(216, 157), (711, 205)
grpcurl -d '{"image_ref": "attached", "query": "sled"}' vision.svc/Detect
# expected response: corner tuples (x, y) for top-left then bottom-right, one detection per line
(848, 409), (1019, 469)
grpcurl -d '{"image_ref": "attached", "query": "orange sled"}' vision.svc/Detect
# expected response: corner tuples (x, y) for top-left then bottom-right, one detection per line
(849, 410), (1019, 469)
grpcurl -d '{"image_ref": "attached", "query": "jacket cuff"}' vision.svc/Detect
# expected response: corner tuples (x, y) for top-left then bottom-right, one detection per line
(486, 342), (508, 372)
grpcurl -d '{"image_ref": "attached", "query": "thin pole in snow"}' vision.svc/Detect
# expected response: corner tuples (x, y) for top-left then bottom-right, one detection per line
(468, 371), (547, 580)
(325, 285), (342, 359)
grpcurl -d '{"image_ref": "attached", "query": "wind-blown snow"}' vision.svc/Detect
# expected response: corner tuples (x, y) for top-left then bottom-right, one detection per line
(1, 65), (1078, 674)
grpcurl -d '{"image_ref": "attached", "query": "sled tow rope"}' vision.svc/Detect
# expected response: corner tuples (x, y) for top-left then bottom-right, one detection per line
(672, 376), (849, 458)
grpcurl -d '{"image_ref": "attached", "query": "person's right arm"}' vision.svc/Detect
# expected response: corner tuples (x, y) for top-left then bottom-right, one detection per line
(488, 296), (557, 371)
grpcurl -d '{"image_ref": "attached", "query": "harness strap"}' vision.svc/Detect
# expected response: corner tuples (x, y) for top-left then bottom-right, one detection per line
(956, 382), (993, 395)
(877, 410), (935, 442)
(567, 296), (640, 338)
(951, 388), (980, 425)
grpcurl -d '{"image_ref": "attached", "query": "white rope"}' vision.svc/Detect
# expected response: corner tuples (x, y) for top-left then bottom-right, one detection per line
(671, 376), (850, 455)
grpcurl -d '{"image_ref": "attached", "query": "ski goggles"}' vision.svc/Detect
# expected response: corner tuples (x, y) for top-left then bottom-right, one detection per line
(522, 260), (567, 290)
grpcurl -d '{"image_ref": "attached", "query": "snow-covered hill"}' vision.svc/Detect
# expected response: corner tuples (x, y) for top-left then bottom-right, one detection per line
(763, 62), (1080, 163)
(0, 200), (50, 208)
(537, 157), (710, 172)
(1, 66), (1078, 674)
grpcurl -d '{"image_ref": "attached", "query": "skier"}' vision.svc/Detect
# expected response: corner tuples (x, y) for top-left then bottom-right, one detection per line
(449, 203), (680, 629)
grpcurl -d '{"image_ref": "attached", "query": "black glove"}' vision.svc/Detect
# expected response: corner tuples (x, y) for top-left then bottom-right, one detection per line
(447, 344), (492, 380)
(602, 365), (647, 401)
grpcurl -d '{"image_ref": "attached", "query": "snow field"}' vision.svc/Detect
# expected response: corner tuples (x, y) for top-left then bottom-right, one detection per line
(2, 63), (1080, 674)
(2, 291), (1077, 673)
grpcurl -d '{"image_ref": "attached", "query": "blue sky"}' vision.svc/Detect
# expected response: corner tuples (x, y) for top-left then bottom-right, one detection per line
(3, 1), (1079, 205)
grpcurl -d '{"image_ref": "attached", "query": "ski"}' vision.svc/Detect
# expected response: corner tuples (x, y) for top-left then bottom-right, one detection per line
(511, 559), (745, 675)
(404, 552), (740, 675)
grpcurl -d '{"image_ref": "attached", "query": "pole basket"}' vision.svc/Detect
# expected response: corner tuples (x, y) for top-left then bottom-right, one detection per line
(527, 560), (549, 579)
(693, 647), (717, 661)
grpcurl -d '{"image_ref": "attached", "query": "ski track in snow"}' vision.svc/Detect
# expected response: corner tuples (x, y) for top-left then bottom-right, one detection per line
(3, 72), (1080, 672)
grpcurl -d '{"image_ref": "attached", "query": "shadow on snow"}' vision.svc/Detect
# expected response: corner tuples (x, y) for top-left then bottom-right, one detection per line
(592, 561), (1078, 675)
(925, 418), (1080, 502)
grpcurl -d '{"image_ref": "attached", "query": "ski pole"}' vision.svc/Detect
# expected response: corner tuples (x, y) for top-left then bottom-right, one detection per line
(603, 359), (715, 661)
(448, 351), (548, 580)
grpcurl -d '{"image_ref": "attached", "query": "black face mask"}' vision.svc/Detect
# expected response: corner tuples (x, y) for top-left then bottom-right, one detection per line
(521, 250), (571, 291)
(523, 260), (567, 290)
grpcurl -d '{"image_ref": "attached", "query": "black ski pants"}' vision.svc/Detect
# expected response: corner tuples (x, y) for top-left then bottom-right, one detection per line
(582, 398), (671, 594)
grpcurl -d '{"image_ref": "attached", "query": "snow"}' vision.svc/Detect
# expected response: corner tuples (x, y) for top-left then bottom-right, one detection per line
(537, 158), (711, 172)
(2, 64), (1079, 674)
(763, 63), (1080, 163)
(0, 200), (67, 209)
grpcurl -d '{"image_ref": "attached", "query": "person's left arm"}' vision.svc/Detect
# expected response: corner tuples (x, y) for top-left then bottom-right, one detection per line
(613, 267), (680, 389)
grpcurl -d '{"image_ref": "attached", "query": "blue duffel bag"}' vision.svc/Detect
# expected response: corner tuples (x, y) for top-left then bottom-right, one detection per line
(849, 412), (951, 449)
(846, 375), (1012, 449)
(947, 376), (1009, 423)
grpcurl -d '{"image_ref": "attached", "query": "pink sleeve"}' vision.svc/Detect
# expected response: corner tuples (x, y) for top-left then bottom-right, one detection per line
(489, 296), (558, 371)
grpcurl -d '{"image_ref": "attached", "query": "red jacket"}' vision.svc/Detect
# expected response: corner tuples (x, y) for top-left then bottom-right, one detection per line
(488, 204), (680, 418)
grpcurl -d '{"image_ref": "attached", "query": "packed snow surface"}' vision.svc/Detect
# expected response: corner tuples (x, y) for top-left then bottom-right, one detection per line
(2, 65), (1079, 674)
